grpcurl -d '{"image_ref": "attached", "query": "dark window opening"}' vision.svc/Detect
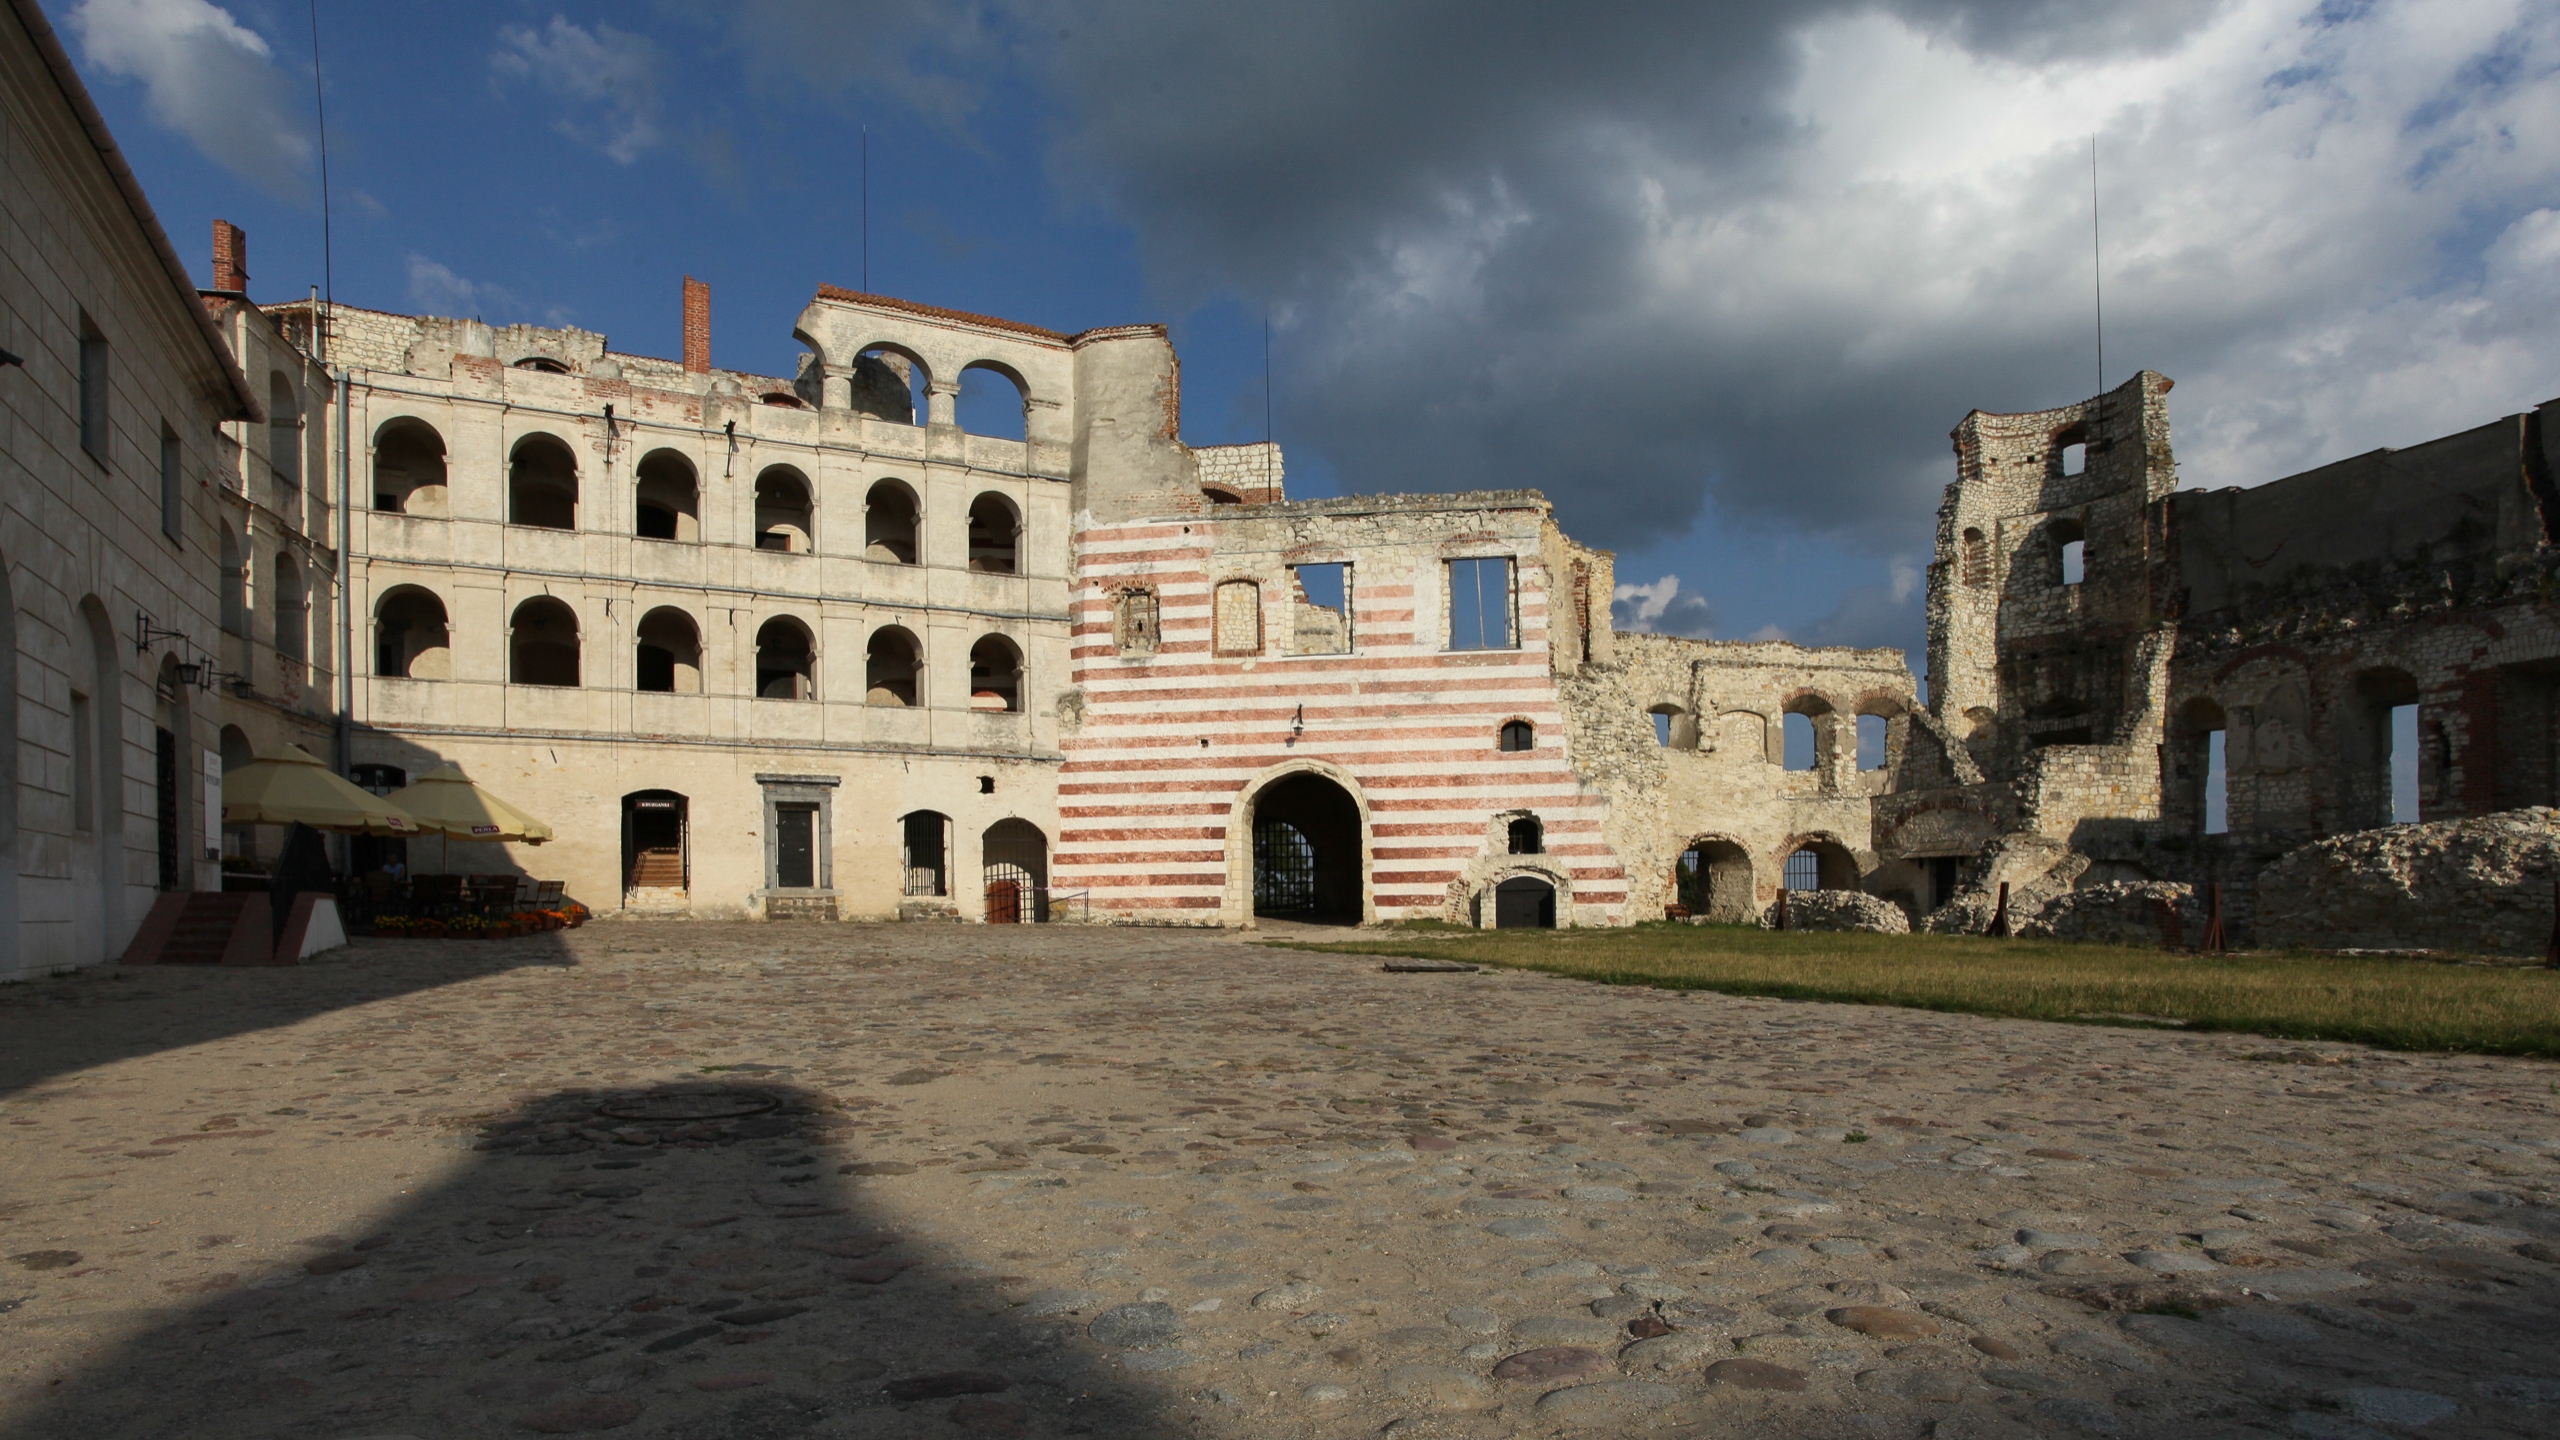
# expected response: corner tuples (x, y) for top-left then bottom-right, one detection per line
(1251, 772), (1361, 922)
(636, 504), (678, 540)
(755, 618), (814, 701)
(79, 312), (109, 461)
(1507, 817), (1543, 854)
(624, 791), (687, 893)
(159, 426), (183, 542)
(1499, 719), (1534, 752)
(865, 481), (919, 564)
(968, 494), (1019, 574)
(154, 726), (180, 891)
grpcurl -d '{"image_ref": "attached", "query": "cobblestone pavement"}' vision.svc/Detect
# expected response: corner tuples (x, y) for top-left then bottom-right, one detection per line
(1, 923), (2557, 1440)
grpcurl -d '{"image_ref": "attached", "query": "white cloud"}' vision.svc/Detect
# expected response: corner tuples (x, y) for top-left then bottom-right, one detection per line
(67, 0), (312, 201)
(1611, 574), (1718, 636)
(491, 16), (661, 164)
(404, 255), (517, 319)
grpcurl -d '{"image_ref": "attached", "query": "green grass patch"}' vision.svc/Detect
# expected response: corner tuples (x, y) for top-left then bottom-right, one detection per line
(1260, 923), (2560, 1057)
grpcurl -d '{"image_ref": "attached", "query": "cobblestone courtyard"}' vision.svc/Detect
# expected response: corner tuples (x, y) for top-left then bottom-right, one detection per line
(1, 924), (2556, 1439)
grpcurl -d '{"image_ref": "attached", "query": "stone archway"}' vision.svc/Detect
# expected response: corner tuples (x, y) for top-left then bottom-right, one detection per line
(1224, 760), (1375, 928)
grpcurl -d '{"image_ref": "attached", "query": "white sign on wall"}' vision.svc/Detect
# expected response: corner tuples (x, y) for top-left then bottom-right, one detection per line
(204, 749), (223, 861)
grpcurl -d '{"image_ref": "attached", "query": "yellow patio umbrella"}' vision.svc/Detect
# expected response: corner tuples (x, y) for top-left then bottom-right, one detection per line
(222, 745), (423, 834)
(386, 764), (554, 844)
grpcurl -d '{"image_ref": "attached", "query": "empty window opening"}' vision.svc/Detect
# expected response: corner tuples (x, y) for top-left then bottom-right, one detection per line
(1498, 719), (1535, 752)
(513, 355), (570, 375)
(160, 425), (183, 542)
(79, 312), (109, 461)
(2205, 728), (2229, 835)
(1288, 562), (1351, 655)
(866, 626), (921, 706)
(1493, 875), (1556, 928)
(375, 587), (451, 679)
(865, 480), (919, 564)
(1447, 556), (1513, 651)
(374, 419), (447, 516)
(1202, 486), (1243, 506)
(970, 634), (1023, 712)
(2049, 518), (2086, 587)
(902, 811), (949, 896)
(982, 817), (1047, 923)
(508, 435), (579, 529)
(268, 372), (302, 495)
(1927, 856), (1963, 912)
(849, 347), (927, 424)
(1114, 588), (1161, 656)
(271, 554), (306, 663)
(977, 775), (995, 795)
(755, 467), (814, 552)
(1213, 580), (1262, 655)
(957, 362), (1027, 441)
(967, 493), (1019, 573)
(635, 607), (700, 693)
(773, 803), (818, 889)
(2391, 703), (2420, 824)
(510, 597), (581, 687)
(2061, 441), (2086, 476)
(1856, 713), (1889, 770)
(755, 617), (815, 700)
(1783, 712), (1817, 771)
(634, 449), (700, 542)
(1507, 816), (1543, 854)
(624, 791), (688, 894)
(1649, 704), (1698, 749)
(1961, 527), (1988, 588)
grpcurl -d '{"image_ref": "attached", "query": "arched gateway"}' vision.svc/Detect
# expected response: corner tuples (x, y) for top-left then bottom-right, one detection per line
(1226, 762), (1373, 927)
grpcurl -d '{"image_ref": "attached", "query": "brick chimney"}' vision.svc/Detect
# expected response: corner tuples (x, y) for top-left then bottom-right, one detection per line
(211, 220), (248, 294)
(682, 276), (710, 374)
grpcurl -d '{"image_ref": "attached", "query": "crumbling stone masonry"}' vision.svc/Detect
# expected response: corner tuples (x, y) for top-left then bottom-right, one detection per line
(1908, 370), (2560, 951)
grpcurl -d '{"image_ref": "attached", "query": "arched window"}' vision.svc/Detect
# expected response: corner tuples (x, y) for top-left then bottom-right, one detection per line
(510, 597), (580, 687)
(635, 607), (700, 693)
(864, 480), (919, 564)
(755, 617), (815, 700)
(374, 586), (450, 679)
(1782, 695), (1834, 772)
(1784, 839), (1858, 892)
(1499, 719), (1535, 752)
(512, 355), (569, 375)
(1114, 588), (1160, 655)
(967, 493), (1018, 574)
(902, 810), (949, 896)
(508, 434), (579, 530)
(982, 818), (1047, 922)
(218, 525), (246, 635)
(1507, 816), (1543, 854)
(267, 372), (301, 495)
(1960, 527), (1987, 588)
(865, 626), (920, 706)
(272, 553), (306, 663)
(755, 466), (813, 552)
(969, 635), (1022, 712)
(957, 361), (1027, 441)
(853, 346), (929, 425)
(634, 449), (699, 542)
(1855, 703), (1899, 771)
(374, 418), (447, 516)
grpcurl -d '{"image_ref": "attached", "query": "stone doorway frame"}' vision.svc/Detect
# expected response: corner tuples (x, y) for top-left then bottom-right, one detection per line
(1222, 758), (1376, 929)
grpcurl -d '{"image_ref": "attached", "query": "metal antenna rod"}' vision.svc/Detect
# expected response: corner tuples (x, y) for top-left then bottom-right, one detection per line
(309, 0), (333, 357)
(1263, 314), (1273, 494)
(2091, 133), (2104, 399)
(862, 126), (870, 292)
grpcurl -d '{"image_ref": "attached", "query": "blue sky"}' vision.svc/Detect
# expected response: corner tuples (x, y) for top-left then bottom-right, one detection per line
(54, 1), (2560, 682)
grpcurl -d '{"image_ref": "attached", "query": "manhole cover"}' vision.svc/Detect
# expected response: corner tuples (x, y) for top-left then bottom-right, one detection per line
(597, 1091), (781, 1122)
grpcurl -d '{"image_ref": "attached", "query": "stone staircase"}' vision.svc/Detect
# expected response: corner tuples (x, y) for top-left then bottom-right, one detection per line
(626, 848), (685, 888)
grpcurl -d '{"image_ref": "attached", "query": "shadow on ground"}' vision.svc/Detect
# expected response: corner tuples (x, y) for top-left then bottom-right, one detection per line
(0, 1080), (1187, 1439)
(0, 935), (576, 1102)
